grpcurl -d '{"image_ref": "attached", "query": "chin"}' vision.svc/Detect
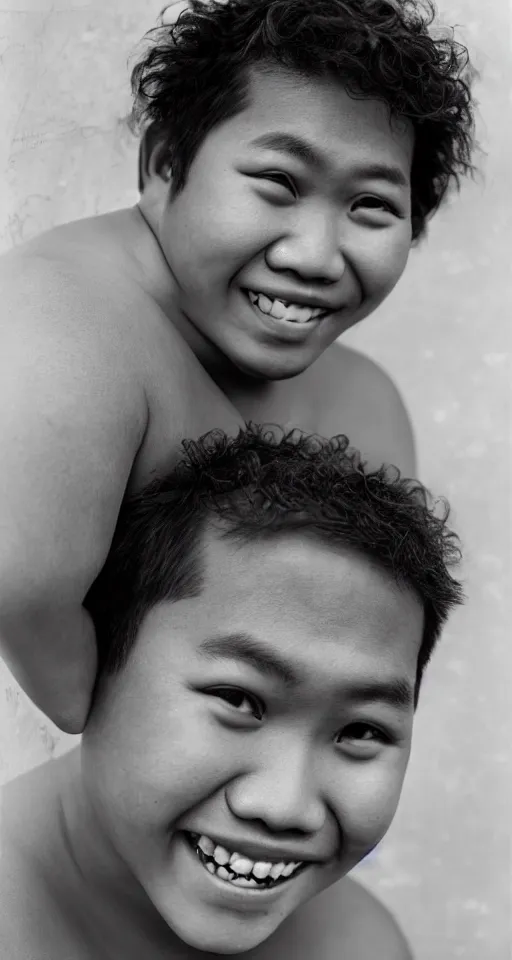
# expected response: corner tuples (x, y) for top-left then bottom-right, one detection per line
(167, 913), (276, 956)
(230, 348), (313, 383)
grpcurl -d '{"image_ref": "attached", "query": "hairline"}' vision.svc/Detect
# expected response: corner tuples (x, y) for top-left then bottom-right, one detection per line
(140, 58), (415, 197)
(103, 513), (428, 706)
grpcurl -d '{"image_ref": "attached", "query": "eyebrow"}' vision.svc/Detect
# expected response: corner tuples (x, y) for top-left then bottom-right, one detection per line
(198, 633), (299, 689)
(197, 633), (414, 711)
(250, 133), (325, 171)
(248, 132), (410, 189)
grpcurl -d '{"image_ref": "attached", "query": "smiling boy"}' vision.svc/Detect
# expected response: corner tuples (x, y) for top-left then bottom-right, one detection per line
(0, 426), (463, 959)
(0, 0), (474, 733)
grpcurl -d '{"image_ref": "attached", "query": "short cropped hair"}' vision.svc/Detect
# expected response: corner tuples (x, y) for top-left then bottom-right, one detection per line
(130, 0), (475, 241)
(85, 426), (463, 702)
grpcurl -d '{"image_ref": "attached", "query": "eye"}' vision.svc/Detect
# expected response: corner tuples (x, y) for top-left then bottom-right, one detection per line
(353, 196), (403, 218)
(208, 687), (265, 721)
(337, 722), (390, 746)
(259, 171), (297, 196)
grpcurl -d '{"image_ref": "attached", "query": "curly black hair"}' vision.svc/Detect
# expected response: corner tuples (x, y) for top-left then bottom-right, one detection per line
(85, 424), (464, 702)
(130, 0), (475, 241)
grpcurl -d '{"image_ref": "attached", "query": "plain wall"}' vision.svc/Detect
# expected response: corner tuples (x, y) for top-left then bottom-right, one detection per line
(0, 1), (510, 957)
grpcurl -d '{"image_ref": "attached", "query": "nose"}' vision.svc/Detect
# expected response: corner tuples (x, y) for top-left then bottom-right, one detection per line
(226, 738), (326, 836)
(266, 207), (346, 285)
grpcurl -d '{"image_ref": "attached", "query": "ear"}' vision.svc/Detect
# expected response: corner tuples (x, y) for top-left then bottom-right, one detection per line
(138, 122), (172, 195)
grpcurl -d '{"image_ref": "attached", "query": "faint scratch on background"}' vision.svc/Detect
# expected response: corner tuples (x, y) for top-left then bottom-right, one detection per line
(5, 684), (57, 757)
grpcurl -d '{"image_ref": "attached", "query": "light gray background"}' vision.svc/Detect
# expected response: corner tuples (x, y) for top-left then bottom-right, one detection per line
(0, 2), (510, 957)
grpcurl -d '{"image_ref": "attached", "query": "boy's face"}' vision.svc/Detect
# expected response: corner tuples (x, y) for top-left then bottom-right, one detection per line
(82, 529), (422, 954)
(156, 64), (414, 380)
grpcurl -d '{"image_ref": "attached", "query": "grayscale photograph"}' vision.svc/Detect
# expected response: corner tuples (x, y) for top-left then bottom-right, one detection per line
(0, 1), (509, 958)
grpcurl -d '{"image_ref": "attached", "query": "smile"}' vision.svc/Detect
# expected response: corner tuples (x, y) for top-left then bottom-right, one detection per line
(185, 832), (305, 891)
(245, 290), (329, 324)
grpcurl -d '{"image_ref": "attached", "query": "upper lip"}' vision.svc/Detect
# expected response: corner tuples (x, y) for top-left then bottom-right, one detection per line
(187, 830), (321, 864)
(245, 288), (337, 314)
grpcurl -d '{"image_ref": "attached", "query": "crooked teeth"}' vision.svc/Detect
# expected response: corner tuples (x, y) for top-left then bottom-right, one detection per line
(229, 856), (253, 876)
(194, 834), (303, 887)
(198, 835), (214, 856)
(248, 290), (325, 324)
(255, 293), (273, 313)
(269, 300), (287, 320)
(252, 860), (273, 879)
(231, 876), (259, 888)
(213, 844), (230, 866)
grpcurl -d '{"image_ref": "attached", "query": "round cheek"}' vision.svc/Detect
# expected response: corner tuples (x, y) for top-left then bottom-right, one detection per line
(333, 762), (408, 864)
(358, 229), (411, 303)
(85, 685), (241, 840)
(165, 178), (271, 297)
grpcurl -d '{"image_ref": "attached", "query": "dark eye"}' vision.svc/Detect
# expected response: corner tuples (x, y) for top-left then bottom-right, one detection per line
(337, 722), (389, 745)
(353, 196), (402, 218)
(209, 687), (264, 721)
(261, 171), (297, 196)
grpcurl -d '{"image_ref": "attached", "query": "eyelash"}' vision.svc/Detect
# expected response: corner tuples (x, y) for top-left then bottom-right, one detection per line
(258, 176), (403, 219)
(209, 686), (265, 721)
(208, 687), (391, 744)
(260, 171), (297, 195)
(353, 196), (403, 218)
(336, 722), (390, 745)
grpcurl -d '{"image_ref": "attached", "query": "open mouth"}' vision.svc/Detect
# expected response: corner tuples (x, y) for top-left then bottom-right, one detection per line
(185, 831), (307, 892)
(244, 289), (330, 325)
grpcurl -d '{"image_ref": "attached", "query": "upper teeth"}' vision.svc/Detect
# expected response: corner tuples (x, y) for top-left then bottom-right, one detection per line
(248, 291), (326, 323)
(196, 834), (302, 881)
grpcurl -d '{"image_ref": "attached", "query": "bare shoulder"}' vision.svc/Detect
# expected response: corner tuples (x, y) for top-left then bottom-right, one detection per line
(0, 245), (149, 479)
(326, 876), (414, 958)
(0, 237), (242, 479)
(1, 239), (148, 348)
(0, 246), (135, 374)
(0, 769), (53, 957)
(309, 342), (417, 476)
(266, 876), (413, 960)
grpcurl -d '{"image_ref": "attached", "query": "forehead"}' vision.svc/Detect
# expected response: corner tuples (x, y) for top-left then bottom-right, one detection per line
(211, 64), (414, 173)
(162, 528), (423, 689)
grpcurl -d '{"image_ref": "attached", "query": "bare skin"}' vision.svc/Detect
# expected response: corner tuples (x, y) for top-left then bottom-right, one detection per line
(1, 529), (417, 958)
(0, 66), (416, 734)
(0, 764), (412, 959)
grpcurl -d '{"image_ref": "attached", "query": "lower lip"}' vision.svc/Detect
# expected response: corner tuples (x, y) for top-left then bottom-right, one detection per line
(242, 291), (327, 342)
(182, 832), (307, 902)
